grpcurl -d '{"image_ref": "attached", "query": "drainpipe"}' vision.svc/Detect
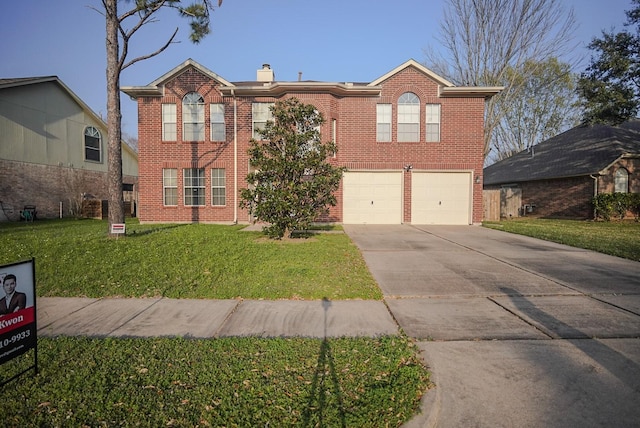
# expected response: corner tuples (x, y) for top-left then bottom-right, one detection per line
(232, 89), (238, 224)
(590, 174), (598, 218)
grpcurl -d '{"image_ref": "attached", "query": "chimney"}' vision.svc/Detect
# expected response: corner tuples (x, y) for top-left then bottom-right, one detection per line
(257, 63), (274, 82)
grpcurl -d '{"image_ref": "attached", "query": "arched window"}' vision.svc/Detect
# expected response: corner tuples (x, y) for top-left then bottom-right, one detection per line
(615, 168), (629, 193)
(84, 126), (101, 162)
(398, 92), (420, 142)
(182, 92), (204, 141)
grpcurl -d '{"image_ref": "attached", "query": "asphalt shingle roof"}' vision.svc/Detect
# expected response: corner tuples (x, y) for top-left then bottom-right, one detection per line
(484, 121), (640, 185)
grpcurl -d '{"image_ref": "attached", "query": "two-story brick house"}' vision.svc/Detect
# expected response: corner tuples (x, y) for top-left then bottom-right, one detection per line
(122, 59), (500, 225)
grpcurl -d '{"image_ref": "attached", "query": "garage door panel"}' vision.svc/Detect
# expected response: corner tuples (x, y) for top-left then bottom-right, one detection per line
(412, 172), (471, 225)
(343, 172), (402, 224)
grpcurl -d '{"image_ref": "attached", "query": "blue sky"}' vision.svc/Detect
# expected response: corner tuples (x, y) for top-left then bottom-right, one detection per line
(0, 0), (634, 137)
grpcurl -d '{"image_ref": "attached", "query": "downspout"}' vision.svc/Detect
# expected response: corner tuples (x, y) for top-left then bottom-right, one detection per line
(590, 174), (598, 218)
(232, 89), (238, 224)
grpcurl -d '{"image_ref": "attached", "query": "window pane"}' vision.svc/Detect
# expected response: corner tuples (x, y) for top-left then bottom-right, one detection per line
(183, 93), (204, 141)
(211, 168), (226, 206)
(252, 103), (274, 139)
(210, 104), (226, 141)
(615, 169), (629, 193)
(84, 127), (101, 161)
(397, 94), (420, 142)
(184, 168), (205, 206)
(398, 123), (419, 142)
(376, 104), (391, 142)
(425, 104), (440, 142)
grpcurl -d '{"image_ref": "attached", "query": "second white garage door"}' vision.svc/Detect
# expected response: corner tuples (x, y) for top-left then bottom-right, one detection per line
(343, 172), (402, 224)
(411, 172), (472, 224)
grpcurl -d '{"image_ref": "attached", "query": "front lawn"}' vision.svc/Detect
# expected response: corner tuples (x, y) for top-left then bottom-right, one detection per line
(0, 219), (381, 300)
(483, 218), (640, 261)
(3, 336), (429, 427)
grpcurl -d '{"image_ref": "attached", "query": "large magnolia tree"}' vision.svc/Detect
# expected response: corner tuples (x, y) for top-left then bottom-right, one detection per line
(102, 0), (222, 236)
(240, 98), (345, 239)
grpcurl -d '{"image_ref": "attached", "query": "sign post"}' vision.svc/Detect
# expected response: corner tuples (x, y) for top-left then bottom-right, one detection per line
(0, 258), (37, 386)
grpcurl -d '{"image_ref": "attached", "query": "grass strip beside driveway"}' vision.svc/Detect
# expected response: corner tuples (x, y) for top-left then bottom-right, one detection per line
(483, 219), (640, 261)
(0, 219), (381, 300)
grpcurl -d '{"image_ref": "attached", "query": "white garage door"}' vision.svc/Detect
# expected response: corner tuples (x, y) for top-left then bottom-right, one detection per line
(411, 172), (471, 224)
(343, 172), (402, 224)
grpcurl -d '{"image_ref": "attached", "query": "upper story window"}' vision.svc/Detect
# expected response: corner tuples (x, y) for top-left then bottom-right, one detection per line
(210, 104), (225, 141)
(425, 104), (441, 142)
(615, 168), (629, 193)
(252, 102), (274, 140)
(84, 126), (102, 162)
(182, 92), (205, 141)
(397, 92), (420, 142)
(162, 104), (177, 141)
(376, 104), (392, 142)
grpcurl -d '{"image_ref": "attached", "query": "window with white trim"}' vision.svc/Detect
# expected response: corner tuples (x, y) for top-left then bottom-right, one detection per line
(615, 168), (629, 193)
(163, 168), (178, 206)
(252, 102), (274, 140)
(183, 168), (205, 206)
(211, 168), (226, 206)
(397, 92), (420, 142)
(332, 118), (337, 158)
(162, 103), (177, 141)
(210, 104), (225, 141)
(376, 104), (392, 142)
(84, 126), (102, 162)
(425, 104), (441, 142)
(182, 92), (205, 141)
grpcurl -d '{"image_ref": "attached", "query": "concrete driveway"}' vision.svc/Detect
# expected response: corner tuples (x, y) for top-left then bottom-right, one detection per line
(344, 224), (640, 428)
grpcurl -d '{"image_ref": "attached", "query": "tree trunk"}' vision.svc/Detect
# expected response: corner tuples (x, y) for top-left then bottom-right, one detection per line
(105, 0), (124, 236)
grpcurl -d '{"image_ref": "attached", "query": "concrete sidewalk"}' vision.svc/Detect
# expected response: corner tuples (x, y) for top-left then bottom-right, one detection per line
(37, 297), (399, 338)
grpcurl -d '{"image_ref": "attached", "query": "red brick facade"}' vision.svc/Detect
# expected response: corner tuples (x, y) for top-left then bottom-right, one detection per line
(125, 60), (497, 224)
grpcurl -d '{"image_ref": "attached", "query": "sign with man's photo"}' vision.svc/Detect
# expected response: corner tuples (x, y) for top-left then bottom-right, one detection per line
(0, 259), (36, 367)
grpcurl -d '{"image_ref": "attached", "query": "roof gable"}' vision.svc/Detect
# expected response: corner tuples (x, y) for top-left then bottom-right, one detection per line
(484, 121), (640, 185)
(369, 59), (455, 87)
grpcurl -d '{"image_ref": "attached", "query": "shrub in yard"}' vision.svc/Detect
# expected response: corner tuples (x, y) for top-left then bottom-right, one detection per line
(593, 192), (638, 221)
(628, 193), (640, 221)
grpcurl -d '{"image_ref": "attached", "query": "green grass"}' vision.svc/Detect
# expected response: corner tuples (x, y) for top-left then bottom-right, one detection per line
(0, 219), (380, 300)
(483, 218), (640, 261)
(3, 336), (429, 427)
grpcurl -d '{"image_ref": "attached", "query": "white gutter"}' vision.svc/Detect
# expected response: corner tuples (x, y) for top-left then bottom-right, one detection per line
(232, 89), (238, 224)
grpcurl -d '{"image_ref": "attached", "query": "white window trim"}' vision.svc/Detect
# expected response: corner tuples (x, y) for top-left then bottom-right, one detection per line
(162, 103), (177, 141)
(84, 126), (102, 162)
(210, 104), (225, 142)
(211, 168), (226, 206)
(183, 168), (205, 206)
(376, 104), (392, 142)
(398, 93), (420, 142)
(163, 168), (178, 206)
(252, 102), (274, 140)
(425, 104), (441, 142)
(182, 92), (205, 141)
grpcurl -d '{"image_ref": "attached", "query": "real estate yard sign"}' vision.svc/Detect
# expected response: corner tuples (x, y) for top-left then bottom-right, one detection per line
(0, 259), (37, 385)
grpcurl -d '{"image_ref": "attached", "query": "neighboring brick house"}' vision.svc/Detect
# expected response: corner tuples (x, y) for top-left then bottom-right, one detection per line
(483, 121), (640, 219)
(122, 59), (500, 225)
(0, 77), (138, 221)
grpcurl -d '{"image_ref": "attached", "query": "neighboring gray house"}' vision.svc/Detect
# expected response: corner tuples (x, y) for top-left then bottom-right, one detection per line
(483, 121), (640, 219)
(0, 76), (138, 220)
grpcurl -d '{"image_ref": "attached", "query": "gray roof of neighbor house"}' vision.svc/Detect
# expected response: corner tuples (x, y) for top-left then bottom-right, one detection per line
(483, 120), (640, 185)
